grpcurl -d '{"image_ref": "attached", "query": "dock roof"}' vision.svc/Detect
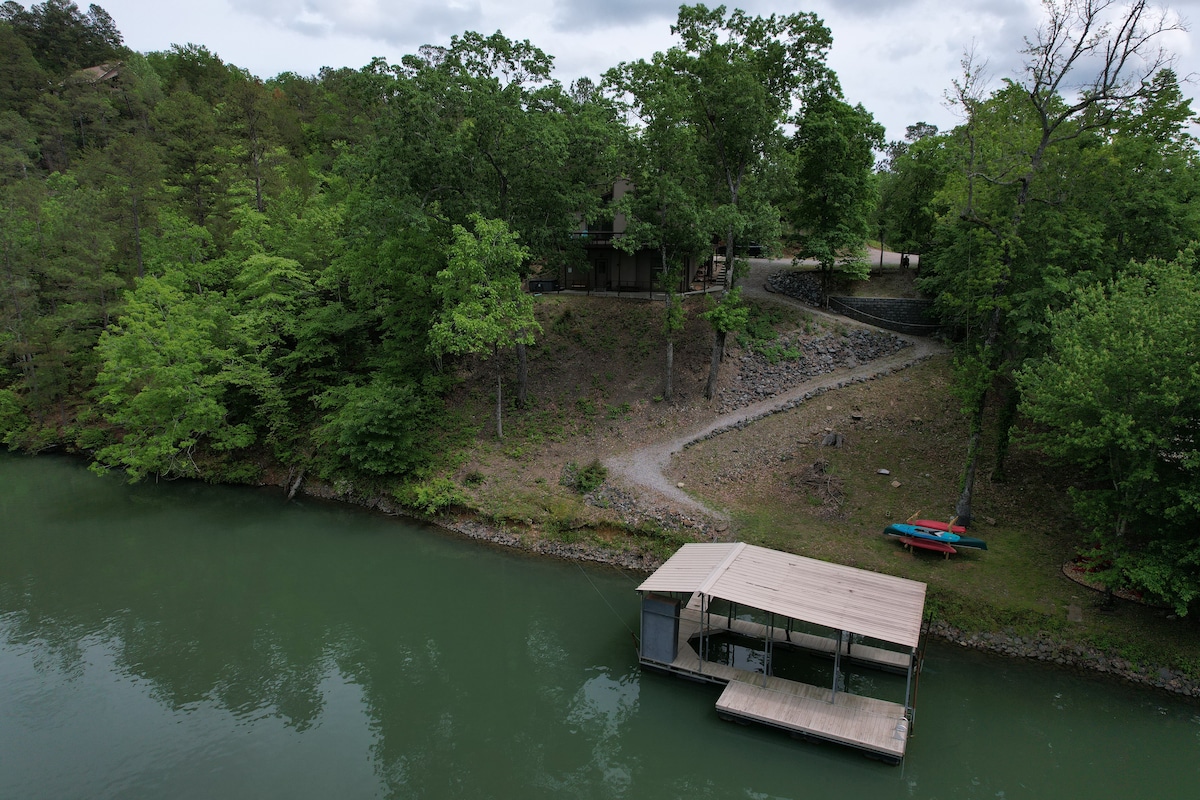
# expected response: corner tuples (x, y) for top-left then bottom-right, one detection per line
(638, 542), (927, 649)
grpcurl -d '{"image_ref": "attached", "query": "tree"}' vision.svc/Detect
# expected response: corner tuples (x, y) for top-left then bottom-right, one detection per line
(22, 170), (122, 423)
(428, 215), (540, 439)
(604, 60), (709, 401)
(1015, 248), (1200, 613)
(317, 375), (443, 478)
(0, 178), (44, 417)
(92, 273), (257, 480)
(396, 32), (587, 264)
(151, 87), (224, 227)
(1089, 70), (1200, 264)
(0, 19), (50, 116)
(875, 122), (947, 264)
(701, 287), (748, 399)
(1, 0), (124, 75)
(608, 5), (833, 397)
(659, 4), (834, 290)
(786, 90), (884, 300)
(925, 0), (1186, 523)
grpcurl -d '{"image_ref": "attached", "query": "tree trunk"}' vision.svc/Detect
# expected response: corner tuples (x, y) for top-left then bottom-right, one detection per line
(132, 190), (144, 279)
(287, 468), (306, 501)
(954, 394), (987, 525)
(725, 224), (735, 291)
(492, 374), (502, 440)
(705, 330), (724, 399)
(991, 385), (1020, 483)
(665, 339), (674, 402)
(253, 149), (264, 213)
(661, 241), (675, 402)
(515, 341), (528, 409)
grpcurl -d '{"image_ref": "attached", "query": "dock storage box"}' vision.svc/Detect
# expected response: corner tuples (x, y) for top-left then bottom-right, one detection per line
(640, 594), (680, 664)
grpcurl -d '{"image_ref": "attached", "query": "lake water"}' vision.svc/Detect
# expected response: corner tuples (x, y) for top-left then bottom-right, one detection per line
(2, 454), (1198, 799)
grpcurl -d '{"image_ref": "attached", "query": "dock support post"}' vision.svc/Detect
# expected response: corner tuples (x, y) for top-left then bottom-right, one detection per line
(831, 629), (844, 703)
(764, 612), (774, 687)
(637, 591), (643, 660)
(903, 647), (915, 724)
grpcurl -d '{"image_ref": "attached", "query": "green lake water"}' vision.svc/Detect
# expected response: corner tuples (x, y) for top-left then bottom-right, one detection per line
(2, 454), (1198, 799)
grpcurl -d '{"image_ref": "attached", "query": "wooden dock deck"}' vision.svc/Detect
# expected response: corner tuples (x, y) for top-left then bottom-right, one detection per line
(716, 680), (907, 762)
(646, 605), (910, 761)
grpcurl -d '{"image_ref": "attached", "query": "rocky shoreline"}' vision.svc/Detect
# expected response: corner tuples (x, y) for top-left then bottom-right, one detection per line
(295, 476), (1200, 700)
(286, 295), (1198, 701)
(926, 619), (1200, 698)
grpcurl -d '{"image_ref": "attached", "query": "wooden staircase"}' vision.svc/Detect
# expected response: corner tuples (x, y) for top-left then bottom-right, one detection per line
(693, 257), (729, 290)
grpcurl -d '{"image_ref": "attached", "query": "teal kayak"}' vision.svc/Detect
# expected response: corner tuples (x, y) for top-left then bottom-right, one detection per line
(884, 523), (988, 550)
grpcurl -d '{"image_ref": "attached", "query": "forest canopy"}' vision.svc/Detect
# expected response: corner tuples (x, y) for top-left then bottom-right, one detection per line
(1, 1), (1198, 610)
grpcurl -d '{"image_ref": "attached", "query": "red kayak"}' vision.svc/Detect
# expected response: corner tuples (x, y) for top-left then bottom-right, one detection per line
(907, 515), (966, 533)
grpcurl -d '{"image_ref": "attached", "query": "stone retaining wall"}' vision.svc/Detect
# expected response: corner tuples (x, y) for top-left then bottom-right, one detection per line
(828, 296), (942, 336)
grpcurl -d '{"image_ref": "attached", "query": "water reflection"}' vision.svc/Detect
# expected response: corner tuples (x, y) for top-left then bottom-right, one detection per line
(2, 454), (1199, 799)
(565, 668), (640, 795)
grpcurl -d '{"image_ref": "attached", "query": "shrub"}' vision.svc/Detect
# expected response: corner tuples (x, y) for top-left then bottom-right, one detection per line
(605, 402), (631, 420)
(398, 477), (467, 515)
(561, 459), (607, 493)
(0, 389), (27, 448)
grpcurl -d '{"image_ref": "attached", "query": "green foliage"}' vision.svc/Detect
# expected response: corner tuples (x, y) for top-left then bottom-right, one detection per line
(429, 215), (540, 358)
(701, 286), (750, 335)
(912, 15), (1200, 521)
(0, 388), (26, 447)
(1, 0), (125, 75)
(757, 343), (803, 365)
(561, 459), (607, 494)
(875, 123), (948, 257)
(605, 402), (631, 420)
(317, 377), (443, 478)
(606, 4), (835, 287)
(397, 476), (468, 516)
(1016, 249), (1200, 614)
(738, 304), (784, 346)
(91, 274), (260, 480)
(785, 90), (884, 290)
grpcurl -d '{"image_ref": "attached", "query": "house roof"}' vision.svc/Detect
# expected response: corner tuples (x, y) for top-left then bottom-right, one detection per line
(71, 63), (121, 83)
(637, 542), (927, 649)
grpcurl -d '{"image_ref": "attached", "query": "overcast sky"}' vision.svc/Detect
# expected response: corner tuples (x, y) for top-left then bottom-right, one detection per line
(93, 0), (1197, 142)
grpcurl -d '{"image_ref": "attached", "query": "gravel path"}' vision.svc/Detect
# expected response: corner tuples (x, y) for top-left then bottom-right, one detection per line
(604, 261), (948, 521)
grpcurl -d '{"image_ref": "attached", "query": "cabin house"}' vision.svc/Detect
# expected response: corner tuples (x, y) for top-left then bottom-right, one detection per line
(558, 180), (703, 294)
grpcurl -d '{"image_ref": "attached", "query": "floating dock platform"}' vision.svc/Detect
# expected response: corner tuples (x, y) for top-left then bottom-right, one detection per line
(637, 543), (927, 763)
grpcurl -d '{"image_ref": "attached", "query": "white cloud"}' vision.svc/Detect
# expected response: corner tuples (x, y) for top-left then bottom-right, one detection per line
(92, 0), (1200, 142)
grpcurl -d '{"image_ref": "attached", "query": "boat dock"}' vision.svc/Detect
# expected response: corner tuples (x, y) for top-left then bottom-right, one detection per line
(637, 543), (927, 763)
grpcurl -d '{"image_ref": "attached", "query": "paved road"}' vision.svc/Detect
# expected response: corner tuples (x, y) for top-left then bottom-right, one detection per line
(748, 248), (919, 270)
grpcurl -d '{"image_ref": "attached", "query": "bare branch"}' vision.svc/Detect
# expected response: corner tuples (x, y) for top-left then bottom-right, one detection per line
(1023, 0), (1186, 139)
